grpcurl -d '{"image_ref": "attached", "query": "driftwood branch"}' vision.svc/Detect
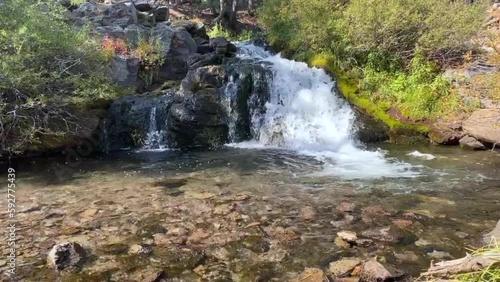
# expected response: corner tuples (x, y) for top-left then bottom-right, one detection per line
(421, 253), (500, 277)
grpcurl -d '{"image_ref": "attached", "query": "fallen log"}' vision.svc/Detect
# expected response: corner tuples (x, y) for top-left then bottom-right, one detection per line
(421, 253), (500, 277)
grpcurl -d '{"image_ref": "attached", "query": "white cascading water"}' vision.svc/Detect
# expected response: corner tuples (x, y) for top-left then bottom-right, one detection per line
(142, 107), (168, 150)
(232, 44), (419, 179)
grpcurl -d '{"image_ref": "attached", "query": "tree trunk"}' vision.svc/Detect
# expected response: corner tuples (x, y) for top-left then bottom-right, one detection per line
(215, 0), (237, 30)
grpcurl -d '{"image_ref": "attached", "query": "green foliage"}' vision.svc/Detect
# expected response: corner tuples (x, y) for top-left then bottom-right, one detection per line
(259, 0), (487, 122)
(0, 0), (122, 154)
(343, 0), (486, 61)
(208, 23), (261, 42)
(132, 36), (164, 87)
(361, 52), (454, 120)
(423, 240), (500, 282)
(208, 23), (232, 38)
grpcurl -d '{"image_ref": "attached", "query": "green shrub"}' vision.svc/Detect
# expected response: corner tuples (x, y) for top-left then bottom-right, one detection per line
(258, 0), (487, 122)
(361, 52), (455, 120)
(208, 23), (232, 38)
(0, 0), (122, 154)
(132, 36), (164, 87)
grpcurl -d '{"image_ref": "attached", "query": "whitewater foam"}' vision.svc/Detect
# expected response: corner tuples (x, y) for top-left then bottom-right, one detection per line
(229, 43), (422, 179)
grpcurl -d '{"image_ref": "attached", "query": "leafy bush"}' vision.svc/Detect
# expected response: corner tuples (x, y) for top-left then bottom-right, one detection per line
(258, 0), (488, 121)
(208, 23), (232, 38)
(0, 0), (122, 154)
(342, 0), (485, 63)
(132, 36), (164, 87)
(361, 52), (455, 120)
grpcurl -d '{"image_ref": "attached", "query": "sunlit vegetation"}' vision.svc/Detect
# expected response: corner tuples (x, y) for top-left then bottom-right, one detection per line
(258, 0), (488, 121)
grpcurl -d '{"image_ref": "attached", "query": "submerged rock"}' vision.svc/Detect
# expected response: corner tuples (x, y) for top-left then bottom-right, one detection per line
(329, 258), (362, 277)
(359, 261), (404, 282)
(47, 242), (87, 270)
(296, 268), (329, 282)
(337, 230), (358, 243)
(459, 136), (486, 150)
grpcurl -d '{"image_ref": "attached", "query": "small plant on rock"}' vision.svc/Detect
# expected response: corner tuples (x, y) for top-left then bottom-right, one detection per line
(132, 36), (164, 87)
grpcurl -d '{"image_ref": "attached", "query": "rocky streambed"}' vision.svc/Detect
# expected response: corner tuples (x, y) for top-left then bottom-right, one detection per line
(1, 146), (499, 281)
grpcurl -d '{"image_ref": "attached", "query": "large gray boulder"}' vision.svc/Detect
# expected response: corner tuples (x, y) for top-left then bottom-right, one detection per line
(157, 27), (198, 81)
(463, 109), (500, 146)
(152, 23), (175, 57)
(169, 88), (229, 149)
(459, 136), (487, 150)
(71, 2), (98, 19)
(110, 54), (141, 89)
(101, 3), (138, 28)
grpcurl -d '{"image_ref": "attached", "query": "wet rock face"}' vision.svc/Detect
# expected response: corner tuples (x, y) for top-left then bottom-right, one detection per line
(351, 107), (390, 143)
(167, 58), (272, 149)
(429, 122), (463, 145)
(47, 242), (86, 270)
(105, 93), (175, 149)
(459, 136), (487, 150)
(463, 109), (500, 147)
(169, 89), (229, 149)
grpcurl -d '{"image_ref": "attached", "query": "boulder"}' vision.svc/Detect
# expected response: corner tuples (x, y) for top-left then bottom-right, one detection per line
(463, 109), (500, 146)
(105, 94), (175, 150)
(210, 37), (230, 55)
(337, 230), (358, 243)
(110, 54), (141, 89)
(172, 28), (198, 56)
(157, 27), (197, 81)
(222, 59), (272, 142)
(134, 0), (154, 12)
(181, 66), (225, 92)
(154, 6), (169, 22)
(359, 261), (404, 282)
(464, 61), (498, 79)
(124, 24), (148, 46)
(329, 258), (362, 277)
(169, 88), (228, 149)
(26, 108), (103, 154)
(351, 107), (389, 143)
(187, 53), (223, 71)
(152, 23), (175, 57)
(47, 242), (86, 270)
(96, 25), (124, 38)
(71, 2), (98, 19)
(429, 122), (462, 145)
(459, 136), (486, 150)
(101, 3), (138, 28)
(171, 21), (209, 41)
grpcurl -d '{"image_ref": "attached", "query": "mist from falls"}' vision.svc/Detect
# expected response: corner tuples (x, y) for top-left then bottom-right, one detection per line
(231, 43), (420, 179)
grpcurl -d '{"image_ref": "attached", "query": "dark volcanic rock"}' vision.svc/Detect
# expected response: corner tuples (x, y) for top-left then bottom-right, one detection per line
(105, 93), (175, 150)
(169, 88), (229, 149)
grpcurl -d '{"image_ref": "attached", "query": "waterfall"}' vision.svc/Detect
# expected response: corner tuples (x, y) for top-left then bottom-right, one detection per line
(230, 43), (419, 179)
(142, 107), (168, 150)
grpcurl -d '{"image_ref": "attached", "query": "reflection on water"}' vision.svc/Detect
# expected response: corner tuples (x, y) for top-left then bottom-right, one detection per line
(1, 144), (499, 278)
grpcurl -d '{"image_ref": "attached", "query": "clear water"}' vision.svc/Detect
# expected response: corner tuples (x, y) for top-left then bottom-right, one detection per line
(1, 44), (499, 280)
